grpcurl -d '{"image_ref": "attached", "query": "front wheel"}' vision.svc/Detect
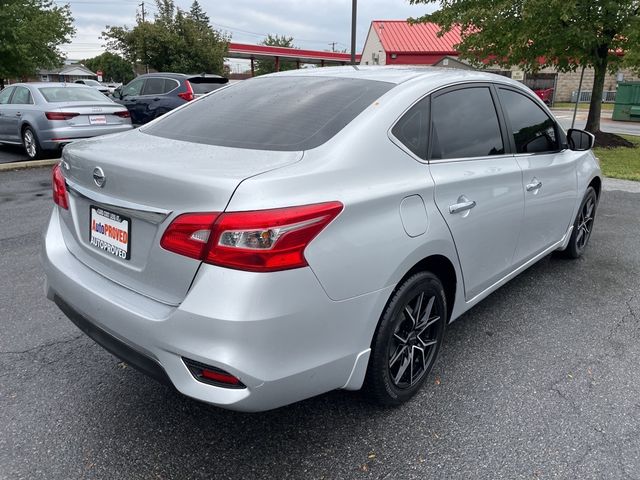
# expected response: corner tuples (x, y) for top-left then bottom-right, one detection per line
(363, 271), (447, 406)
(561, 186), (598, 259)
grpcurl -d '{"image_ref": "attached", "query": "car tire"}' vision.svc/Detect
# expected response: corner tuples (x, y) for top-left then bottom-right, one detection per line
(559, 186), (598, 259)
(363, 271), (447, 406)
(22, 126), (43, 160)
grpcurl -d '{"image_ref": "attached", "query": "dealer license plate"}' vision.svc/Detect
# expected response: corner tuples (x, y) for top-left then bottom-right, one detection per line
(89, 206), (131, 260)
(89, 115), (107, 125)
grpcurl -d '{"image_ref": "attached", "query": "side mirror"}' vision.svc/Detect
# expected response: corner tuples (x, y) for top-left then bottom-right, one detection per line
(567, 129), (595, 151)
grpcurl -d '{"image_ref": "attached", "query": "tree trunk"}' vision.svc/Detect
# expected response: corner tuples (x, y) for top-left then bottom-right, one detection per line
(585, 55), (608, 134)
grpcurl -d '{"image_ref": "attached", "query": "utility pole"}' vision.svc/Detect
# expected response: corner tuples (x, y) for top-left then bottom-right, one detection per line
(139, 1), (149, 73)
(350, 0), (357, 65)
(329, 42), (337, 52)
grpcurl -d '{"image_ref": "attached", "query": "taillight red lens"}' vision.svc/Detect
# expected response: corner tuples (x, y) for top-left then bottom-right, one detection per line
(160, 212), (219, 260)
(45, 112), (79, 120)
(160, 202), (343, 272)
(177, 80), (195, 101)
(52, 164), (69, 209)
(114, 110), (131, 118)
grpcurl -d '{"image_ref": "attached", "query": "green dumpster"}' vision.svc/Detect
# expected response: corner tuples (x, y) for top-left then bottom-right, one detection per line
(612, 82), (640, 122)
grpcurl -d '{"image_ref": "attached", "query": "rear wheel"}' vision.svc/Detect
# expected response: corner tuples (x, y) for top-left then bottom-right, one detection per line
(363, 271), (446, 406)
(22, 126), (43, 160)
(560, 186), (598, 259)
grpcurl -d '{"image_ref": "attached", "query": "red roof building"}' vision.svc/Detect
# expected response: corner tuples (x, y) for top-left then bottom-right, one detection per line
(360, 20), (462, 66)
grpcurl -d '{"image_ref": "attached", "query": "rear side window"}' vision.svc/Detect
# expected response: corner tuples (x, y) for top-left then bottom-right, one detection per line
(498, 88), (559, 153)
(39, 87), (109, 103)
(430, 87), (504, 160)
(392, 97), (429, 159)
(191, 82), (224, 95)
(11, 86), (32, 104)
(143, 77), (393, 151)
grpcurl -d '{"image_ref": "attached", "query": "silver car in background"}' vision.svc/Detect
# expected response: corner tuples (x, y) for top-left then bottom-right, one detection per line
(42, 67), (601, 411)
(0, 83), (132, 159)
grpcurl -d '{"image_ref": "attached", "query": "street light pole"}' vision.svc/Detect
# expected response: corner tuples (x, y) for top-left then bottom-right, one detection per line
(350, 0), (357, 65)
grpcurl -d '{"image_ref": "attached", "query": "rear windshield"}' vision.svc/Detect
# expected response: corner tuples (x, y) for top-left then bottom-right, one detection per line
(191, 82), (225, 95)
(39, 87), (109, 103)
(143, 76), (393, 151)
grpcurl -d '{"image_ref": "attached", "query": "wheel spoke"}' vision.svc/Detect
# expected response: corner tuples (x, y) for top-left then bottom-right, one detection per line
(414, 292), (424, 325)
(394, 333), (408, 344)
(393, 351), (411, 384)
(404, 306), (417, 328)
(417, 296), (435, 327)
(417, 315), (440, 336)
(389, 344), (407, 368)
(418, 337), (438, 348)
(414, 345), (426, 372)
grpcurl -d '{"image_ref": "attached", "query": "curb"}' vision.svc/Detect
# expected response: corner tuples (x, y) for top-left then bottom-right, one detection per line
(0, 159), (59, 172)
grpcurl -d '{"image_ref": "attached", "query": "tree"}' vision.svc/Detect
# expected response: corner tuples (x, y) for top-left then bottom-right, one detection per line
(254, 34), (298, 76)
(102, 0), (228, 75)
(409, 0), (640, 144)
(0, 0), (75, 88)
(82, 52), (135, 84)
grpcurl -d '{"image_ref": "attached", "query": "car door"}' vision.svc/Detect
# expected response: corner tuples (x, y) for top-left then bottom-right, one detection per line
(4, 86), (33, 142)
(138, 77), (168, 124)
(0, 86), (16, 140)
(428, 85), (525, 301)
(495, 87), (578, 264)
(118, 78), (145, 125)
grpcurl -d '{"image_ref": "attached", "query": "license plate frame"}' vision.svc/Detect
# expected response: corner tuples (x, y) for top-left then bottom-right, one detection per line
(89, 206), (131, 260)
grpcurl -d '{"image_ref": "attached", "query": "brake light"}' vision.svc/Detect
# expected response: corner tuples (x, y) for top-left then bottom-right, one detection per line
(160, 202), (343, 272)
(45, 112), (79, 120)
(114, 110), (131, 118)
(177, 80), (195, 101)
(52, 164), (69, 209)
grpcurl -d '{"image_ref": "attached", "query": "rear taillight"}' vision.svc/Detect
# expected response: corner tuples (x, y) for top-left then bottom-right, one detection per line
(160, 202), (343, 272)
(52, 164), (69, 209)
(114, 110), (131, 118)
(177, 80), (195, 101)
(45, 112), (79, 121)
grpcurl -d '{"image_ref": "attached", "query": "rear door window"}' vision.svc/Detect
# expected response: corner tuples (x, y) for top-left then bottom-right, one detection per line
(143, 76), (394, 151)
(498, 88), (559, 153)
(430, 87), (504, 160)
(142, 78), (165, 95)
(10, 86), (32, 104)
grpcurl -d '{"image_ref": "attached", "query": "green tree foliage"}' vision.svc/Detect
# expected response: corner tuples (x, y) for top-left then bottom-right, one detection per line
(81, 52), (134, 84)
(409, 0), (640, 136)
(254, 34), (298, 76)
(102, 0), (228, 75)
(0, 0), (75, 87)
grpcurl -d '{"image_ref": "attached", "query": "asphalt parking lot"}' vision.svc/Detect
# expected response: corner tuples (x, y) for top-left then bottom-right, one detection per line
(1, 167), (639, 480)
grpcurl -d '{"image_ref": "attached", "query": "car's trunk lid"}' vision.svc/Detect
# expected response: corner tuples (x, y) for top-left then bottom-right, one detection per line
(58, 129), (302, 305)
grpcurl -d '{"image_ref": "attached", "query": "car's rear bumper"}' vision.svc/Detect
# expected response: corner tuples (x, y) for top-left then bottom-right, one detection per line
(39, 125), (133, 150)
(42, 208), (389, 411)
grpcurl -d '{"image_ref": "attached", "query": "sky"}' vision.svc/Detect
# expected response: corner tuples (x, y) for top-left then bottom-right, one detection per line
(58, 0), (439, 70)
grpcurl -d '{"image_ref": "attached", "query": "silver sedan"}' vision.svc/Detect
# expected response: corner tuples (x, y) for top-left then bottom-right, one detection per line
(42, 67), (601, 411)
(0, 82), (132, 159)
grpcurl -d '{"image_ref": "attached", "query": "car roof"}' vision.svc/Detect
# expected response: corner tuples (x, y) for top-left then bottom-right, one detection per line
(268, 65), (524, 89)
(9, 82), (92, 88)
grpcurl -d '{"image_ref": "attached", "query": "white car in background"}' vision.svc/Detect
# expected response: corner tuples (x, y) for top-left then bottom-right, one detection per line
(74, 79), (110, 96)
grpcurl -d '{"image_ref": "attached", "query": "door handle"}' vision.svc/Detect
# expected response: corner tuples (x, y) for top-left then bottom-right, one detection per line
(526, 179), (543, 192)
(449, 198), (477, 214)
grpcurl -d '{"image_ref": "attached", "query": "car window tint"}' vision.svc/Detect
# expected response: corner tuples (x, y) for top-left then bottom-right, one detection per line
(0, 87), (15, 104)
(392, 97), (429, 159)
(122, 79), (144, 97)
(191, 82), (224, 95)
(163, 79), (179, 93)
(430, 87), (504, 160)
(143, 77), (394, 151)
(498, 88), (559, 153)
(11, 87), (32, 105)
(143, 77), (165, 95)
(39, 87), (111, 103)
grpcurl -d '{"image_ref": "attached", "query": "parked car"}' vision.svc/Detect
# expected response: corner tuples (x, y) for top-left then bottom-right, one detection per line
(74, 79), (111, 96)
(113, 72), (228, 125)
(103, 82), (122, 96)
(0, 82), (132, 159)
(42, 67), (600, 411)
